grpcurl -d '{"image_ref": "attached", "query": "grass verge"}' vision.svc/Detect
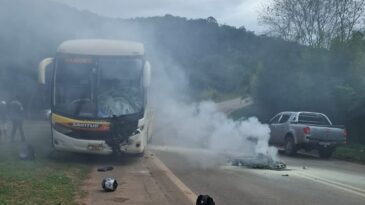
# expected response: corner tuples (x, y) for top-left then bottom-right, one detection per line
(334, 144), (365, 164)
(0, 121), (90, 205)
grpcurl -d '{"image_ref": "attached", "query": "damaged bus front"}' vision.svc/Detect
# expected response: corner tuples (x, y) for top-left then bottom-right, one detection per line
(38, 39), (152, 156)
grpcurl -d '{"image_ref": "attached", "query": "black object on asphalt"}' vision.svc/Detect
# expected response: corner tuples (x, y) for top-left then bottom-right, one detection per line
(196, 195), (215, 205)
(97, 166), (114, 172)
(231, 153), (286, 170)
(19, 143), (35, 160)
(102, 178), (118, 192)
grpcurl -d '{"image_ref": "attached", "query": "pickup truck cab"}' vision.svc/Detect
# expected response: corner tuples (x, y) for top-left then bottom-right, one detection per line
(269, 112), (346, 158)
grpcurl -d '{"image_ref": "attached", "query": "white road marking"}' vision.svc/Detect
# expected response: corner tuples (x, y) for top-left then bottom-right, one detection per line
(149, 151), (197, 203)
(292, 171), (365, 198)
(151, 145), (365, 199)
(224, 165), (365, 199)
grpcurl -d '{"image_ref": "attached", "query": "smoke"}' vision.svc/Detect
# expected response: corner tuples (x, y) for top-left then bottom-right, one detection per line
(0, 0), (279, 167)
(149, 50), (278, 167)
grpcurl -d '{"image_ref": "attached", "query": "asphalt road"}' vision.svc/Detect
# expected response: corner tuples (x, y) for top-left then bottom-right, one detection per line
(216, 97), (253, 115)
(149, 97), (365, 205)
(19, 98), (365, 205)
(151, 145), (365, 205)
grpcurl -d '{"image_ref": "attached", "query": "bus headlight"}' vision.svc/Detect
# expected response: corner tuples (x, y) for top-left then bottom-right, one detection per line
(132, 123), (144, 136)
(132, 129), (141, 136)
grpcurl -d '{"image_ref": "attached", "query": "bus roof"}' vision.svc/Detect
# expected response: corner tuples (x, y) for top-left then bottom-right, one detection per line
(57, 39), (144, 56)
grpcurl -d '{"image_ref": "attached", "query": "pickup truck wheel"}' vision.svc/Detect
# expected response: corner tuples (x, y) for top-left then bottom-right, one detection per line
(284, 137), (297, 156)
(318, 147), (334, 159)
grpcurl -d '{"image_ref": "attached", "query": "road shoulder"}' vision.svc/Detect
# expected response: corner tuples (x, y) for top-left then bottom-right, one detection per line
(79, 152), (194, 205)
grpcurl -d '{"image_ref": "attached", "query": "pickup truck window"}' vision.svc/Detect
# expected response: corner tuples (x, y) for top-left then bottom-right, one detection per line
(279, 114), (290, 123)
(269, 115), (281, 124)
(298, 113), (331, 125)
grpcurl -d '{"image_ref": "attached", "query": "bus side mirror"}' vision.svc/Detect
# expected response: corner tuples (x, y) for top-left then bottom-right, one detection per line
(38, 58), (54, 84)
(143, 61), (151, 88)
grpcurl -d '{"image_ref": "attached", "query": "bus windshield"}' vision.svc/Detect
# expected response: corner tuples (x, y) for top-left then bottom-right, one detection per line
(97, 58), (144, 118)
(54, 56), (144, 118)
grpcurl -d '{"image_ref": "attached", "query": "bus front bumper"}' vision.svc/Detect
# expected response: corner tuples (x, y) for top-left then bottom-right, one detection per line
(52, 130), (145, 155)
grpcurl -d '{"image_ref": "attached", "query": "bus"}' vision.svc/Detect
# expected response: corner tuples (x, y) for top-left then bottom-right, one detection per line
(38, 39), (152, 156)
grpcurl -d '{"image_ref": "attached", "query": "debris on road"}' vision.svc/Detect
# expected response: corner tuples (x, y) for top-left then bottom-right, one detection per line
(102, 178), (118, 192)
(281, 174), (289, 177)
(97, 166), (114, 172)
(230, 153), (286, 170)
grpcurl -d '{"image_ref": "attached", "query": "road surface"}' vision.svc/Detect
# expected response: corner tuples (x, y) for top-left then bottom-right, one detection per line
(22, 98), (365, 205)
(216, 97), (252, 115)
(151, 145), (365, 205)
(149, 97), (365, 205)
(78, 152), (194, 205)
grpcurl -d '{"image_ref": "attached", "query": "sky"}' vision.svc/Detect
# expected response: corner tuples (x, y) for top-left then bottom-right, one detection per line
(49, 0), (266, 32)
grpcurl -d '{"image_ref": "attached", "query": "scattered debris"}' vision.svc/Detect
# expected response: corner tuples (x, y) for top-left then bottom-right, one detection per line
(102, 178), (118, 192)
(302, 166), (307, 170)
(18, 143), (35, 160)
(230, 153), (286, 170)
(97, 166), (114, 172)
(281, 174), (289, 177)
(109, 197), (129, 203)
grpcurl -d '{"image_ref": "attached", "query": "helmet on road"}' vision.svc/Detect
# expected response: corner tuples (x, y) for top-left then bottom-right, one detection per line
(102, 178), (118, 192)
(196, 195), (215, 205)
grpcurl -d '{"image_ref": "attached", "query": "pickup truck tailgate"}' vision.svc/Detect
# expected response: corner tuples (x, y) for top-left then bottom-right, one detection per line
(308, 126), (345, 142)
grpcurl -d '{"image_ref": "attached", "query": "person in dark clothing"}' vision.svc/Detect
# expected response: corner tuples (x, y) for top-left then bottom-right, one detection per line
(9, 96), (25, 142)
(0, 101), (7, 142)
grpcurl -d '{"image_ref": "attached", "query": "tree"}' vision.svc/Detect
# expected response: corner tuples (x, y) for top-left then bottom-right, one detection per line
(259, 0), (365, 48)
(206, 16), (218, 24)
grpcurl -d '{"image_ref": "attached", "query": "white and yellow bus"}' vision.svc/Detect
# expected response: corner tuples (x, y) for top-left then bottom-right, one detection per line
(38, 39), (152, 155)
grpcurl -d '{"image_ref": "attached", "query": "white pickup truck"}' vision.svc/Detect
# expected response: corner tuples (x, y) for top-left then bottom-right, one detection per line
(269, 112), (347, 158)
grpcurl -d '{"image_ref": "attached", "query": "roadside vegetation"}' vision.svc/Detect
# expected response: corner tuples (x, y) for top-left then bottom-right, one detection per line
(0, 123), (89, 205)
(254, 0), (365, 145)
(334, 144), (365, 164)
(0, 0), (364, 149)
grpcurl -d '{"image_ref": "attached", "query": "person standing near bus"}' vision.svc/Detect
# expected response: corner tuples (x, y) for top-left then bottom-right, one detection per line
(9, 96), (25, 142)
(0, 100), (7, 142)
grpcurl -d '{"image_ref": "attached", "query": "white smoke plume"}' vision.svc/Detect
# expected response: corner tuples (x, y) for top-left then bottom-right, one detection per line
(150, 56), (278, 166)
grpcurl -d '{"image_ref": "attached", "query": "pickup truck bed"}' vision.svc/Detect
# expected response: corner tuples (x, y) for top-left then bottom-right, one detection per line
(269, 112), (346, 158)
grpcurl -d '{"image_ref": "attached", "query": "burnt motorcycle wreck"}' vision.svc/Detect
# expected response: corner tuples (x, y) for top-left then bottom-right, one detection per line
(104, 114), (141, 155)
(230, 153), (286, 170)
